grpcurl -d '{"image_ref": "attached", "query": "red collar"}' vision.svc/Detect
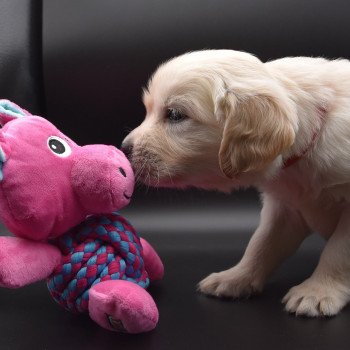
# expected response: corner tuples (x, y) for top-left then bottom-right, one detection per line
(282, 106), (326, 169)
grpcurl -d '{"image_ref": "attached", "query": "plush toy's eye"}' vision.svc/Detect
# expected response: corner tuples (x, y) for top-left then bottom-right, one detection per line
(47, 136), (72, 157)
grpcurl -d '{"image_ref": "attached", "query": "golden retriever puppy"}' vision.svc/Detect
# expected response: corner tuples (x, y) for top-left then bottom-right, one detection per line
(122, 49), (350, 317)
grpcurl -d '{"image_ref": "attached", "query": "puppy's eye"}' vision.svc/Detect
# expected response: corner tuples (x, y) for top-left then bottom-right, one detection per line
(166, 108), (188, 123)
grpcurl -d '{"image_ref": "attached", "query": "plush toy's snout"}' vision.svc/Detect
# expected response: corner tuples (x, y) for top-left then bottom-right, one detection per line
(71, 145), (134, 214)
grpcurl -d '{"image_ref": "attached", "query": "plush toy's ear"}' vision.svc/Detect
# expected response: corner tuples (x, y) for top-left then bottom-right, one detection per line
(0, 100), (31, 126)
(0, 100), (24, 180)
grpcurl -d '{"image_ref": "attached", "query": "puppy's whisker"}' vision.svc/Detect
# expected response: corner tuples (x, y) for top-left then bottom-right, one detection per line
(133, 154), (149, 183)
(156, 164), (161, 189)
(163, 163), (175, 185)
(134, 160), (146, 182)
(145, 163), (151, 194)
(123, 126), (134, 135)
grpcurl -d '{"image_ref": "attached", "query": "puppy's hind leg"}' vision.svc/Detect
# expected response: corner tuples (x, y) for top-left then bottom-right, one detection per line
(198, 194), (310, 298)
(283, 206), (350, 317)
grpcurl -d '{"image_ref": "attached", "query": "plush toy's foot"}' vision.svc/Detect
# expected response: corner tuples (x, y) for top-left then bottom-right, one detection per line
(89, 280), (159, 333)
(140, 238), (164, 281)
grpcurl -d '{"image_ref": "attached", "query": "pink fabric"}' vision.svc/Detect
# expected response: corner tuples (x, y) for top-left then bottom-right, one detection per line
(0, 236), (61, 288)
(140, 238), (164, 281)
(89, 280), (159, 333)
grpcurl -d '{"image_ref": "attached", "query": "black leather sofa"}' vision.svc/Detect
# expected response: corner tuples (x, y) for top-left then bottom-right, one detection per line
(0, 1), (350, 349)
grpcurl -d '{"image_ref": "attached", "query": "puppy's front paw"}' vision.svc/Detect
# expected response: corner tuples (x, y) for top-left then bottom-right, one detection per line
(282, 277), (350, 317)
(198, 267), (263, 298)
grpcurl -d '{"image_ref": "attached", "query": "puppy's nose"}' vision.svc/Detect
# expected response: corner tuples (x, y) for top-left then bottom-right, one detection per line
(121, 141), (133, 159)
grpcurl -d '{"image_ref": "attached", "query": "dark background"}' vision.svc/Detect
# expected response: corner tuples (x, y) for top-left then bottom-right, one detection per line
(0, 0), (349, 349)
(43, 0), (350, 146)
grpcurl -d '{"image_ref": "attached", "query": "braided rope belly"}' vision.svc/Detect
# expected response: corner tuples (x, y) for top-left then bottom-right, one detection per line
(47, 212), (149, 313)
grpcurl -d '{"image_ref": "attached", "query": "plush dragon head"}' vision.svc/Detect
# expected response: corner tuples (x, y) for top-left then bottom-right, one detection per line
(0, 100), (134, 241)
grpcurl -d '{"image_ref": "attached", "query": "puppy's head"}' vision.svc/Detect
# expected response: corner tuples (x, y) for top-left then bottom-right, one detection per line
(122, 50), (297, 191)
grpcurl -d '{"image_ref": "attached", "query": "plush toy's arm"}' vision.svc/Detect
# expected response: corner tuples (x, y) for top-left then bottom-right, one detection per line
(0, 236), (61, 288)
(140, 238), (164, 281)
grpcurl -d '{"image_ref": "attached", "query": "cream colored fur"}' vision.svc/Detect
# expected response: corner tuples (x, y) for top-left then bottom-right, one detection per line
(123, 50), (350, 317)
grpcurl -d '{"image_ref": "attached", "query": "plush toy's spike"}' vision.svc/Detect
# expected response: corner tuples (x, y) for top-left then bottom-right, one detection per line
(0, 135), (9, 181)
(0, 146), (6, 163)
(0, 162), (4, 181)
(0, 100), (29, 181)
(0, 100), (30, 126)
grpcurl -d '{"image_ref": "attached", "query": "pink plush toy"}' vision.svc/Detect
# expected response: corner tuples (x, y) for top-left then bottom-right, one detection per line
(0, 100), (164, 333)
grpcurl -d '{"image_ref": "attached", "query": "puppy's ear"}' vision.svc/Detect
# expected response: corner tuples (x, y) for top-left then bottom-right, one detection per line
(218, 88), (296, 178)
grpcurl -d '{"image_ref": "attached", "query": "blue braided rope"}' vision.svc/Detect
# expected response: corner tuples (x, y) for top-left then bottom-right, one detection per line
(47, 212), (149, 313)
